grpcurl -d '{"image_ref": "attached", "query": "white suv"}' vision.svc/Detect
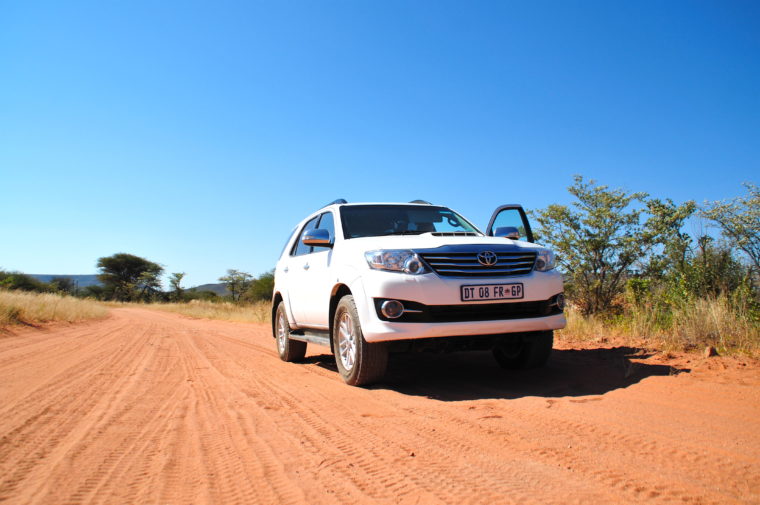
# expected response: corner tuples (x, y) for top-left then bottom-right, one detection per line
(272, 200), (566, 386)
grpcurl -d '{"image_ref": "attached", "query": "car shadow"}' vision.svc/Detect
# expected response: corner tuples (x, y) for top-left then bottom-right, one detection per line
(303, 346), (690, 401)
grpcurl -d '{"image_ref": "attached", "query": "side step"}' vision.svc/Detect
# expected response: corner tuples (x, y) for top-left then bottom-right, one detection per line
(289, 330), (331, 347)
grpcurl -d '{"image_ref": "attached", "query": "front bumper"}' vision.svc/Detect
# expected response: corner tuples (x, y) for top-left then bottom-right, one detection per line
(351, 269), (566, 343)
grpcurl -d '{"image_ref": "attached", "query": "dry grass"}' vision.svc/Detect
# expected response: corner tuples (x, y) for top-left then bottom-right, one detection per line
(0, 290), (108, 326)
(149, 300), (271, 324)
(558, 307), (622, 343)
(666, 297), (759, 355)
(559, 296), (760, 356)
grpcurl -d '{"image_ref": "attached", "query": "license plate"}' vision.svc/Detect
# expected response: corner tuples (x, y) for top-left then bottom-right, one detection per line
(460, 283), (524, 302)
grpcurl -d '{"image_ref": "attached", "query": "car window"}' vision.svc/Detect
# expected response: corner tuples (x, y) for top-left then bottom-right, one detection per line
(279, 227), (298, 258)
(491, 208), (528, 241)
(292, 215), (320, 256)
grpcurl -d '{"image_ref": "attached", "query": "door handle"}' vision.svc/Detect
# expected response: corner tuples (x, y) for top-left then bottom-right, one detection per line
(283, 267), (288, 273)
(303, 263), (310, 270)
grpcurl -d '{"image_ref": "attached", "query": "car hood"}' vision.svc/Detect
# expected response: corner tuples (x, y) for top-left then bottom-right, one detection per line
(339, 234), (543, 253)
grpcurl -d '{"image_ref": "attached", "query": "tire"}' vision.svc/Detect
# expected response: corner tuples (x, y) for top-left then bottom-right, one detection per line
(274, 302), (307, 362)
(492, 331), (553, 370)
(333, 295), (388, 386)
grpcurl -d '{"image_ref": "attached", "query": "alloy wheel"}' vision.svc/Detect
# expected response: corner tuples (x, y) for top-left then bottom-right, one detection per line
(277, 312), (287, 354)
(337, 311), (357, 371)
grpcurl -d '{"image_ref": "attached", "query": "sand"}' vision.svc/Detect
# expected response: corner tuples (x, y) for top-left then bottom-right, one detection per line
(1, 307), (758, 504)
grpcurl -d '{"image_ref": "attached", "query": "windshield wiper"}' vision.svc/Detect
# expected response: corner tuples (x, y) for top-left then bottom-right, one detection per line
(376, 230), (426, 236)
(430, 231), (482, 236)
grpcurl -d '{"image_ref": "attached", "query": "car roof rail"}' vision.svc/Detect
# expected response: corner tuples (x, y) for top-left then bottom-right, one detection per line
(321, 198), (347, 209)
(409, 199), (433, 205)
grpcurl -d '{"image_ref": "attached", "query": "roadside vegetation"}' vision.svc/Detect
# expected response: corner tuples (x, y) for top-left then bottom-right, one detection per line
(561, 296), (759, 355)
(2, 177), (757, 354)
(149, 299), (270, 323)
(0, 262), (274, 327)
(0, 290), (107, 326)
(538, 178), (759, 355)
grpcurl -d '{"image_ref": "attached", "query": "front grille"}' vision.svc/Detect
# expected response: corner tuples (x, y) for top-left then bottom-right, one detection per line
(373, 296), (563, 323)
(427, 300), (556, 322)
(419, 250), (536, 277)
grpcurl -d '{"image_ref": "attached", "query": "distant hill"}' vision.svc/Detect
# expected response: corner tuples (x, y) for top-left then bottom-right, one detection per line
(28, 275), (229, 296)
(30, 274), (101, 288)
(189, 283), (229, 296)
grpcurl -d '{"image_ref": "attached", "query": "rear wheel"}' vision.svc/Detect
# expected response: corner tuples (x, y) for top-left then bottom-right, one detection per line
(275, 302), (306, 362)
(333, 295), (388, 386)
(492, 331), (553, 369)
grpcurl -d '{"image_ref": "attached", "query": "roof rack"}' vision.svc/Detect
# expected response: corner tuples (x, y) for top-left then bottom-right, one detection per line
(409, 199), (433, 205)
(321, 198), (347, 209)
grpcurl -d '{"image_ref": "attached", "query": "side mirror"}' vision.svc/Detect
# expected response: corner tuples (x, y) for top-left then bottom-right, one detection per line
(303, 228), (332, 247)
(494, 226), (520, 240)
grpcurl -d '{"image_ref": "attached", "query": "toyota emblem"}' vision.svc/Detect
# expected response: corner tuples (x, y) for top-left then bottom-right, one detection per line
(477, 251), (498, 266)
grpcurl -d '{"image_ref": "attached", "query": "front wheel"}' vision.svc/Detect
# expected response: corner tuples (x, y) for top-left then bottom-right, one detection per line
(333, 295), (388, 386)
(492, 331), (553, 370)
(275, 302), (307, 362)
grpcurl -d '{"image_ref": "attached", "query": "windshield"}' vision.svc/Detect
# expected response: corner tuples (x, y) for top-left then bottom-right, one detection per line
(340, 205), (481, 239)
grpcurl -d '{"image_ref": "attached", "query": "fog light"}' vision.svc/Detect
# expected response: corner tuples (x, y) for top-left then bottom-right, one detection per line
(554, 293), (565, 311)
(403, 256), (424, 274)
(381, 300), (404, 319)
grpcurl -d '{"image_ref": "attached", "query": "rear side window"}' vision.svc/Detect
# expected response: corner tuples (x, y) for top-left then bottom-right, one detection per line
(292, 215), (320, 256)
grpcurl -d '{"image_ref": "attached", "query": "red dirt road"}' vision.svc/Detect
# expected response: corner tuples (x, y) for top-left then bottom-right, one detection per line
(1, 308), (759, 505)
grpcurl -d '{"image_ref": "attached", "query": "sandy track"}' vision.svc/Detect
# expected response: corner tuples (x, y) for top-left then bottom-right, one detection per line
(0, 308), (758, 505)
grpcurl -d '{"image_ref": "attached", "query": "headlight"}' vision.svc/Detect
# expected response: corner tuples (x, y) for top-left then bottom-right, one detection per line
(365, 250), (430, 275)
(535, 249), (556, 271)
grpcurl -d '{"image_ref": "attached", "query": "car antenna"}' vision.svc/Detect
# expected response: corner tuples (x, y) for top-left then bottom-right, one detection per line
(409, 199), (433, 205)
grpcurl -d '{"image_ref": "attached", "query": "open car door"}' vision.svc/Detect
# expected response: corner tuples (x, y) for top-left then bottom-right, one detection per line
(485, 204), (534, 243)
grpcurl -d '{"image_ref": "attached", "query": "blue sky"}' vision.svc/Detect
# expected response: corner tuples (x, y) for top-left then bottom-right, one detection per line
(1, 0), (758, 286)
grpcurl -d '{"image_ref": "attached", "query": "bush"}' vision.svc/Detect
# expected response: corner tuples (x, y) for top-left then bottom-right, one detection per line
(0, 270), (51, 292)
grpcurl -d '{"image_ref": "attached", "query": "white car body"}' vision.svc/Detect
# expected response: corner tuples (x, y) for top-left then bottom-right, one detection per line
(273, 202), (566, 345)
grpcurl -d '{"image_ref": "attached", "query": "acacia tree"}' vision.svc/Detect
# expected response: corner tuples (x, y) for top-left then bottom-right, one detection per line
(219, 269), (253, 302)
(532, 176), (694, 314)
(701, 182), (760, 277)
(136, 267), (163, 302)
(96, 253), (164, 301)
(169, 272), (186, 302)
